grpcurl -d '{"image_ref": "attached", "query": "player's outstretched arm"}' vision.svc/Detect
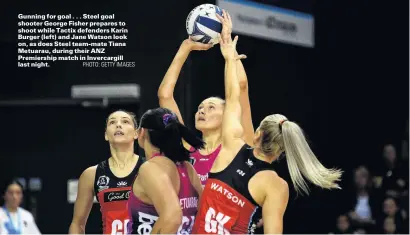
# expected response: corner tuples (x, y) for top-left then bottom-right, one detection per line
(218, 11), (244, 150)
(216, 13), (254, 147)
(158, 39), (212, 149)
(236, 55), (255, 146)
(69, 166), (96, 234)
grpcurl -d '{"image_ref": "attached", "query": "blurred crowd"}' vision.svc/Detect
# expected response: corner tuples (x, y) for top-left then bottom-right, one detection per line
(330, 141), (409, 234)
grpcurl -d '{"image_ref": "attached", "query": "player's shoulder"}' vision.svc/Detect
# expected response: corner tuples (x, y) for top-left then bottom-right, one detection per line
(139, 157), (178, 179)
(79, 165), (98, 184)
(83, 165), (98, 175)
(138, 159), (166, 175)
(255, 170), (289, 192)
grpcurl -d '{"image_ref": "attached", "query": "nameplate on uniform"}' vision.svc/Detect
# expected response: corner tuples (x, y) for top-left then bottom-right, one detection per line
(103, 190), (130, 202)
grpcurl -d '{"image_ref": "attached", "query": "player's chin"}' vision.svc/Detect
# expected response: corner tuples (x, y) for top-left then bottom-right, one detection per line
(111, 136), (134, 144)
(196, 123), (220, 133)
(195, 122), (206, 131)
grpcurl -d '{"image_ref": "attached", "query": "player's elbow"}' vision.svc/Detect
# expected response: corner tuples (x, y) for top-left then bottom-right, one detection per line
(264, 224), (283, 234)
(157, 88), (173, 100)
(168, 214), (183, 229)
(157, 80), (175, 100)
(163, 208), (183, 231)
(69, 221), (86, 234)
(263, 217), (284, 235)
(239, 80), (248, 90)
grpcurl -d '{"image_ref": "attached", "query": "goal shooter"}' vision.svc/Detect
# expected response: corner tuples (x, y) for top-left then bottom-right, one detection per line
(68, 20), (88, 27)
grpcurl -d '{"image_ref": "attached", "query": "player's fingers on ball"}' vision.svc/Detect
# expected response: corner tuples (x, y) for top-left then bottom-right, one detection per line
(203, 44), (213, 50)
(216, 13), (223, 22)
(227, 11), (232, 22)
(196, 42), (210, 49)
(223, 9), (228, 20)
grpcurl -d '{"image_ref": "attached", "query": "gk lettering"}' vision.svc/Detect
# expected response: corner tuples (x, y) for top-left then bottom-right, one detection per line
(111, 219), (129, 235)
(205, 207), (231, 234)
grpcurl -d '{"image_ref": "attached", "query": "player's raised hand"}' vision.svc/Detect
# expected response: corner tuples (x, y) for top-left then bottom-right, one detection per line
(216, 9), (233, 45)
(219, 33), (238, 60)
(182, 37), (213, 51)
(216, 10), (245, 60)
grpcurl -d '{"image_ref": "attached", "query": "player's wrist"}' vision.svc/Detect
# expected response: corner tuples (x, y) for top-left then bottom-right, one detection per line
(181, 40), (193, 52)
(225, 56), (236, 62)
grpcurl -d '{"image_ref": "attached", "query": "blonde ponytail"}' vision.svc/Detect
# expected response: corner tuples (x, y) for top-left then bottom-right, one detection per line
(281, 121), (342, 195)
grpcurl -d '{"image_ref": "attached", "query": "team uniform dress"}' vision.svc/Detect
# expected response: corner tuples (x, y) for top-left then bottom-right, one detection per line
(189, 145), (221, 186)
(127, 154), (199, 235)
(192, 144), (274, 234)
(93, 157), (143, 234)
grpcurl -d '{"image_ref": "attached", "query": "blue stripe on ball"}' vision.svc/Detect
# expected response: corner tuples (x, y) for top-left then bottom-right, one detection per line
(192, 22), (205, 36)
(197, 16), (222, 33)
(191, 23), (212, 43)
(200, 35), (212, 44)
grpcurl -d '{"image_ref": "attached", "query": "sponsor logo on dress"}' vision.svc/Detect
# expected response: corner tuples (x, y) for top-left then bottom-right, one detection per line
(103, 190), (130, 202)
(246, 159), (253, 167)
(97, 175), (110, 191)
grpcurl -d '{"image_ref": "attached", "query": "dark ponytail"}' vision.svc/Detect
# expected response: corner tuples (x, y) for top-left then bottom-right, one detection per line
(139, 108), (204, 162)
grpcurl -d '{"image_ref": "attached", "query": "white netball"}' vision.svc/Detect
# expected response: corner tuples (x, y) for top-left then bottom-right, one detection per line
(186, 4), (223, 45)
